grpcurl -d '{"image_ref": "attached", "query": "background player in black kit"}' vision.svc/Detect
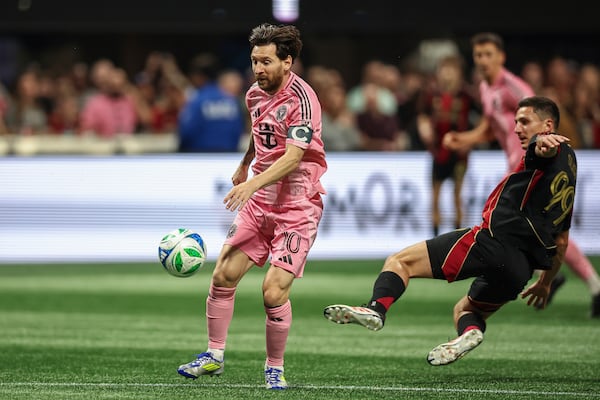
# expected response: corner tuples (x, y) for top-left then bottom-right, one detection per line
(324, 96), (575, 366)
(416, 55), (479, 236)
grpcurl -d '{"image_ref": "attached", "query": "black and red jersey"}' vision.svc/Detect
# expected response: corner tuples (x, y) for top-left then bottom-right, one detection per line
(478, 135), (577, 268)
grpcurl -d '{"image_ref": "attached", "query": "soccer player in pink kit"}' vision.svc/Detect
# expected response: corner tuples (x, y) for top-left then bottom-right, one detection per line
(444, 32), (600, 317)
(177, 23), (327, 389)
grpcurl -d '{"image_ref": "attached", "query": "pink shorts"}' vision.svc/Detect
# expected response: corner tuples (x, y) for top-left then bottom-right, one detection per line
(224, 194), (323, 278)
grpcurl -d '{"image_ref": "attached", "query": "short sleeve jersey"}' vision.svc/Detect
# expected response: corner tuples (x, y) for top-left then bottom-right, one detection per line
(479, 68), (535, 171)
(245, 71), (327, 205)
(479, 138), (577, 268)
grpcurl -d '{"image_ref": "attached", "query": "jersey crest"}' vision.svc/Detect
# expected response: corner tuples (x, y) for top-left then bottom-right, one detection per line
(276, 105), (288, 122)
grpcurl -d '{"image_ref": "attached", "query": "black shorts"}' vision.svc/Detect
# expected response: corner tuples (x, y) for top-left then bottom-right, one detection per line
(426, 227), (535, 304)
(432, 156), (467, 182)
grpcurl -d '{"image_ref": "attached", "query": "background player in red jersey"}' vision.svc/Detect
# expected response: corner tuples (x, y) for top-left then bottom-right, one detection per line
(416, 54), (479, 236)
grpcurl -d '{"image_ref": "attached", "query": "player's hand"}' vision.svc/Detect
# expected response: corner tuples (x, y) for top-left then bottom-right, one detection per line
(231, 165), (249, 186)
(535, 133), (570, 155)
(223, 181), (256, 211)
(442, 131), (464, 151)
(520, 280), (551, 309)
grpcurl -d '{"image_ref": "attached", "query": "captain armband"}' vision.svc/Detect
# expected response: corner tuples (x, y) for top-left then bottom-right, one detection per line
(287, 125), (313, 144)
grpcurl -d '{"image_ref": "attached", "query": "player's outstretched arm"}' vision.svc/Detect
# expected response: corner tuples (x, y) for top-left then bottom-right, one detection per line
(224, 144), (304, 212)
(442, 117), (490, 152)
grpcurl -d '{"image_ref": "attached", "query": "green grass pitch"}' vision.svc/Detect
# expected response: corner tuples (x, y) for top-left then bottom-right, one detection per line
(0, 259), (599, 400)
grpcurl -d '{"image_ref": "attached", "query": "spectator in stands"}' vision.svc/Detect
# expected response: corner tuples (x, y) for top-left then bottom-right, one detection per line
(305, 65), (337, 95)
(48, 93), (80, 135)
(5, 68), (48, 135)
(135, 51), (166, 95)
(545, 57), (577, 110)
(322, 84), (361, 151)
(520, 60), (546, 95)
(541, 86), (582, 149)
(0, 82), (10, 134)
(394, 65), (426, 150)
(47, 74), (82, 135)
(356, 82), (402, 151)
(218, 69), (246, 98)
(539, 57), (581, 148)
(37, 72), (57, 116)
(572, 63), (600, 148)
(70, 62), (90, 104)
(132, 52), (187, 134)
(347, 60), (398, 118)
(306, 65), (360, 151)
(79, 67), (149, 137)
(148, 77), (186, 134)
(177, 53), (245, 152)
(80, 58), (114, 107)
(218, 68), (250, 149)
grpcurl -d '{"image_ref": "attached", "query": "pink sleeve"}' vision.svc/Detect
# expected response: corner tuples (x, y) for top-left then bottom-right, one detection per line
(285, 82), (322, 150)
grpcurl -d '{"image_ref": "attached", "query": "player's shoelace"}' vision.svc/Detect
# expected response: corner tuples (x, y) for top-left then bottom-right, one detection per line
(265, 367), (287, 390)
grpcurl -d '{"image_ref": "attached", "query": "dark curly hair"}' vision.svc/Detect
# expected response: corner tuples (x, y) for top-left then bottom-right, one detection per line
(248, 23), (302, 62)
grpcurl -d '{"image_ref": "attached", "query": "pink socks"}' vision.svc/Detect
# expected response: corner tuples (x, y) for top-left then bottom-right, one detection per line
(206, 284), (236, 350)
(265, 300), (292, 367)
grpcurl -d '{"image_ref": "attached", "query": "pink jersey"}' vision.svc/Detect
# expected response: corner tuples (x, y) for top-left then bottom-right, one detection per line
(245, 71), (327, 205)
(479, 68), (534, 171)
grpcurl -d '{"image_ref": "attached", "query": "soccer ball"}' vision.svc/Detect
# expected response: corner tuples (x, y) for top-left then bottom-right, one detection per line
(158, 228), (207, 277)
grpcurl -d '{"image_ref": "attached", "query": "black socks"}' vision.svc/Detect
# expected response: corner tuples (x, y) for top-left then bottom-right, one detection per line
(368, 271), (406, 316)
(457, 312), (486, 335)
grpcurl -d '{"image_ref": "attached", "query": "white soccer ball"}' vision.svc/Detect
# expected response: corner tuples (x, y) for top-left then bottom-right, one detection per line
(158, 228), (207, 277)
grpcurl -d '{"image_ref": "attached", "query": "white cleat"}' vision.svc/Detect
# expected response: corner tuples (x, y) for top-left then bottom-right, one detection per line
(177, 352), (224, 378)
(427, 329), (483, 366)
(323, 304), (384, 331)
(265, 366), (288, 390)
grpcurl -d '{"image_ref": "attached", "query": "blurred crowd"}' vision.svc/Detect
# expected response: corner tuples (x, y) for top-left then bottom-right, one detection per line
(0, 51), (249, 143)
(1, 45), (600, 152)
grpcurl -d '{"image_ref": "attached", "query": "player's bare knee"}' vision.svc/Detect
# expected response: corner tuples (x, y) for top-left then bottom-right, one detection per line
(383, 245), (430, 280)
(383, 253), (409, 280)
(211, 274), (228, 288)
(262, 286), (288, 307)
(211, 268), (241, 288)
